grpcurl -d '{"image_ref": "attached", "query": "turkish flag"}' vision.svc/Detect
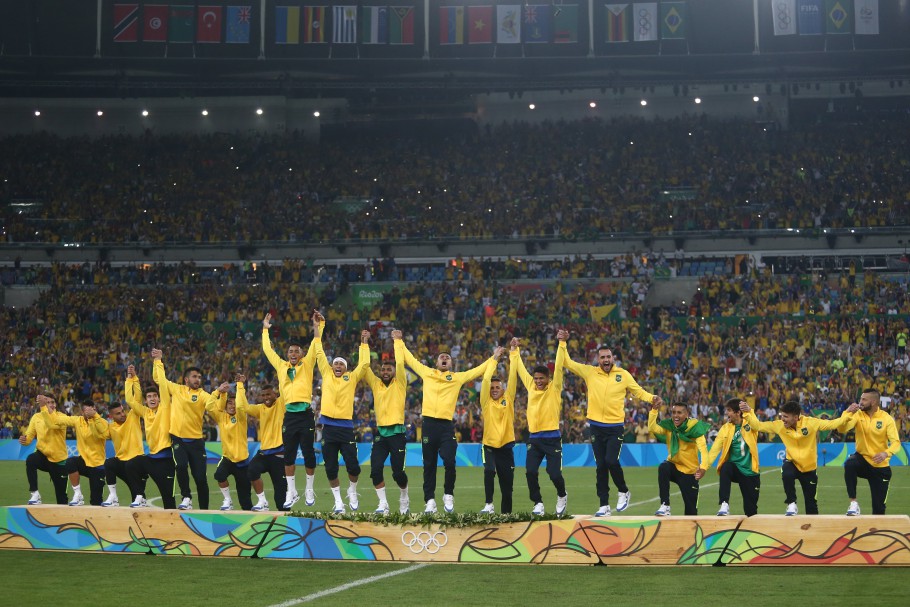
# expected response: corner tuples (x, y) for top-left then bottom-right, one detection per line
(143, 5), (168, 42)
(196, 6), (223, 43)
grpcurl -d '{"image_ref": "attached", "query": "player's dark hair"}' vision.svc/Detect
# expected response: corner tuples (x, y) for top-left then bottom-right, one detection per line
(532, 366), (550, 377)
(781, 401), (802, 416)
(724, 398), (741, 412)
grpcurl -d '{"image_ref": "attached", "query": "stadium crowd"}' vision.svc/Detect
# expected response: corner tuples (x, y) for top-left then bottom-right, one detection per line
(1, 262), (908, 445)
(2, 117), (909, 245)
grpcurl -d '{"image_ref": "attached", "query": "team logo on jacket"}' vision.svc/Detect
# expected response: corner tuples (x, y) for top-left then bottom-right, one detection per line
(876, 421), (883, 429)
(615, 375), (622, 383)
(230, 416), (236, 424)
(343, 375), (350, 382)
(500, 399), (507, 406)
(445, 374), (453, 381)
(744, 424), (751, 432)
(422, 437), (429, 444)
(801, 428), (808, 436)
(191, 395), (198, 402)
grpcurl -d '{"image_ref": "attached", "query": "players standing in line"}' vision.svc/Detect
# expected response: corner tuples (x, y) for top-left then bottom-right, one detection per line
(313, 326), (370, 513)
(263, 311), (323, 509)
(649, 401), (709, 516)
(704, 398), (761, 516)
(152, 348), (211, 510)
(741, 401), (848, 515)
(206, 377), (253, 511)
(511, 331), (569, 516)
(362, 330), (410, 515)
(840, 389), (901, 515)
(563, 342), (662, 516)
(479, 345), (516, 514)
(399, 336), (496, 513)
(237, 380), (287, 512)
(125, 364), (177, 509)
(20, 395), (71, 505)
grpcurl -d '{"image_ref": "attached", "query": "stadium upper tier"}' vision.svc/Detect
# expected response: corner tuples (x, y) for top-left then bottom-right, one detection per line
(2, 117), (908, 247)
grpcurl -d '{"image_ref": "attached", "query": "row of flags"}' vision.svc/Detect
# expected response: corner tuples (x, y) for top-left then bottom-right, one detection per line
(113, 4), (252, 43)
(772, 0), (880, 36)
(113, 1), (883, 46)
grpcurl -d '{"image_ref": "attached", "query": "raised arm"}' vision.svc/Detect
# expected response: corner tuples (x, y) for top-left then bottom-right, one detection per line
(401, 339), (434, 379)
(624, 371), (656, 405)
(505, 348), (519, 405)
(454, 353), (496, 385)
(87, 406), (109, 440)
(509, 338), (533, 390)
(393, 332), (407, 389)
(560, 333), (590, 378)
(303, 310), (326, 370)
(352, 332), (371, 382)
(551, 331), (569, 393)
(479, 351), (502, 409)
(236, 377), (261, 418)
(150, 348), (181, 394)
(647, 402), (667, 437)
(206, 381), (231, 413)
(261, 312), (285, 370)
(740, 404), (780, 435)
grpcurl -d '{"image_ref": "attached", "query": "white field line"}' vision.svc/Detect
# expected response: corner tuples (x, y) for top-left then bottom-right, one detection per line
(263, 563), (429, 607)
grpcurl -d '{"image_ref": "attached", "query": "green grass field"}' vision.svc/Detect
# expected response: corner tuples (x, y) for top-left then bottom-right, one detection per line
(1, 462), (908, 607)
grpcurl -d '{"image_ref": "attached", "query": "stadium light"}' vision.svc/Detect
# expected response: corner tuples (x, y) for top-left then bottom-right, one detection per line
(313, 111), (321, 117)
(96, 110), (103, 117)
(201, 109), (209, 116)
(141, 109), (149, 117)
(34, 110), (40, 117)
(589, 101), (596, 108)
(694, 97), (702, 104)
(528, 103), (536, 110)
(640, 99), (647, 106)
(753, 96), (760, 102)
(256, 108), (263, 115)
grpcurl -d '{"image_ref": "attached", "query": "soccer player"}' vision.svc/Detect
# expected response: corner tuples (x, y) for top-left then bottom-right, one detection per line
(152, 347), (211, 510)
(511, 332), (569, 516)
(20, 394), (70, 505)
(362, 330), (410, 515)
(100, 399), (149, 508)
(314, 328), (370, 513)
(840, 389), (901, 515)
(125, 364), (177, 509)
(262, 310), (323, 509)
(649, 401), (709, 516)
(479, 345), (516, 514)
(49, 400), (109, 507)
(400, 335), (496, 514)
(563, 342), (662, 516)
(705, 398), (761, 516)
(206, 377), (252, 511)
(237, 380), (286, 512)
(741, 401), (847, 515)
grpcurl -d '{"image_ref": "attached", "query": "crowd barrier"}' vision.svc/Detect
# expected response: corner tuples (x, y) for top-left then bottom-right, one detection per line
(1, 440), (907, 467)
(0, 506), (908, 565)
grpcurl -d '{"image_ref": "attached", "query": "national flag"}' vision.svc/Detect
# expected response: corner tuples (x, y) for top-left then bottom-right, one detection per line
(825, 0), (852, 34)
(113, 4), (139, 42)
(275, 6), (300, 44)
(197, 6), (223, 43)
(467, 6), (494, 44)
(496, 5), (521, 43)
(605, 4), (632, 42)
(797, 0), (824, 35)
(142, 4), (168, 42)
(772, 0), (796, 35)
(632, 3), (657, 41)
(361, 6), (389, 44)
(590, 304), (618, 323)
(854, 0), (878, 35)
(303, 6), (327, 43)
(523, 4), (551, 43)
(333, 6), (357, 43)
(226, 6), (252, 44)
(660, 1), (686, 39)
(553, 4), (578, 43)
(168, 5), (195, 43)
(389, 6), (415, 44)
(439, 6), (465, 44)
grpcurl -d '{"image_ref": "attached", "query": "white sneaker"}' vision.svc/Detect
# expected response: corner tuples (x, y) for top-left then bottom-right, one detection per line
(480, 503), (495, 514)
(68, 495), (84, 507)
(374, 501), (390, 515)
(347, 486), (360, 511)
(283, 490), (300, 509)
(251, 500), (270, 512)
(101, 497), (119, 507)
(27, 492), (42, 505)
(716, 502), (730, 516)
(595, 505), (611, 517)
(532, 502), (545, 515)
(443, 494), (455, 513)
(399, 493), (410, 515)
(333, 501), (346, 514)
(616, 491), (631, 512)
(305, 488), (316, 507)
(846, 501), (860, 516)
(424, 499), (437, 514)
(178, 497), (192, 510)
(655, 503), (671, 516)
(130, 495), (149, 508)
(556, 494), (568, 516)
(785, 503), (798, 516)
(219, 497), (233, 511)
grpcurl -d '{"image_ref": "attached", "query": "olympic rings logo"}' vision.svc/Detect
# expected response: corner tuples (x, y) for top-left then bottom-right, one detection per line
(776, 2), (792, 27)
(401, 530), (448, 554)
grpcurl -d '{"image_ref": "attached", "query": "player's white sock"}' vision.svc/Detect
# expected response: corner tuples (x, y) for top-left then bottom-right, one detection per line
(376, 486), (387, 502)
(255, 491), (267, 504)
(348, 480), (358, 492)
(106, 485), (118, 501)
(305, 474), (315, 492)
(72, 483), (82, 496)
(331, 486), (342, 501)
(286, 475), (296, 493)
(220, 486), (231, 499)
